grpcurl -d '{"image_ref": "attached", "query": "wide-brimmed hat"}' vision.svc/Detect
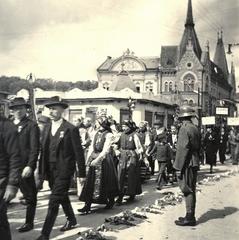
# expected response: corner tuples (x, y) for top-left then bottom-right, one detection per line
(9, 97), (31, 109)
(45, 96), (68, 109)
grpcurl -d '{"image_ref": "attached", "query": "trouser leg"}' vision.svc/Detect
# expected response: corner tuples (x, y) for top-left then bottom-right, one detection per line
(61, 198), (75, 221)
(0, 201), (12, 240)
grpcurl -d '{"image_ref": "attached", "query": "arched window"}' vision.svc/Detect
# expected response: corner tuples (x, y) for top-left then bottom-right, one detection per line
(169, 82), (173, 92)
(189, 99), (194, 106)
(183, 73), (195, 91)
(165, 82), (168, 92)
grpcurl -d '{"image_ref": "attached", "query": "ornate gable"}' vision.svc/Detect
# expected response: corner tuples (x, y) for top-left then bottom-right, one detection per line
(110, 56), (146, 72)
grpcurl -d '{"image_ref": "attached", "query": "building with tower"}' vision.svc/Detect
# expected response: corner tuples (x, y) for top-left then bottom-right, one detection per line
(97, 0), (237, 119)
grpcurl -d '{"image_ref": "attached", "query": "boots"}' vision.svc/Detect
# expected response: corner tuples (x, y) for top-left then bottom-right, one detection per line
(175, 213), (196, 226)
(77, 202), (91, 214)
(36, 207), (59, 240)
(60, 203), (77, 231)
(18, 204), (36, 232)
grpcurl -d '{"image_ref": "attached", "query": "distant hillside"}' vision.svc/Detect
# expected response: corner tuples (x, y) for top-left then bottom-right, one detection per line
(0, 76), (98, 94)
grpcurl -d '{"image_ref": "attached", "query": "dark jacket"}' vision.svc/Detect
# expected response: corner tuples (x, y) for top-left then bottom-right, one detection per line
(149, 142), (174, 163)
(173, 120), (200, 171)
(14, 116), (40, 171)
(0, 116), (22, 199)
(40, 119), (86, 178)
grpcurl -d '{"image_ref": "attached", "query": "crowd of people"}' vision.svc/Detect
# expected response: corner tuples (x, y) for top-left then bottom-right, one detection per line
(0, 95), (238, 239)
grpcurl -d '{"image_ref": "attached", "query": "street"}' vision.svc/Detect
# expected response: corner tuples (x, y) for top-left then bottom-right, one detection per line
(8, 157), (239, 240)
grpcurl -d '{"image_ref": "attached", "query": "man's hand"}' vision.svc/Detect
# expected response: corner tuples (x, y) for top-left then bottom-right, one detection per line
(4, 185), (18, 202)
(21, 166), (33, 178)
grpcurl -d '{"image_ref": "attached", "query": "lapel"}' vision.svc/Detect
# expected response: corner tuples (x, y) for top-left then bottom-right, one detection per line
(42, 124), (51, 148)
(17, 116), (29, 133)
(55, 120), (68, 150)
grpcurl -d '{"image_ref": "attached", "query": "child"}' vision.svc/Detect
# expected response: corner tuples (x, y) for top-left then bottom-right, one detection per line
(148, 133), (174, 190)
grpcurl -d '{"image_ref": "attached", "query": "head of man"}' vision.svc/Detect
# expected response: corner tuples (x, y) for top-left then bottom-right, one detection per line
(44, 96), (68, 122)
(38, 115), (51, 132)
(9, 97), (31, 120)
(153, 120), (162, 130)
(177, 105), (194, 122)
(171, 125), (177, 135)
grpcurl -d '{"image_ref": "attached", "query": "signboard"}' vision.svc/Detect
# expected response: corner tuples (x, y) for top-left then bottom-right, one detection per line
(227, 117), (239, 126)
(202, 116), (215, 125)
(216, 107), (228, 115)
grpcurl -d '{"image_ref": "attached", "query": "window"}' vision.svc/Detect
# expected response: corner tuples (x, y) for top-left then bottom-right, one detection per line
(183, 73), (195, 91)
(165, 82), (168, 92)
(169, 82), (173, 92)
(103, 82), (109, 90)
(146, 82), (153, 92)
(189, 100), (194, 106)
(136, 86), (140, 93)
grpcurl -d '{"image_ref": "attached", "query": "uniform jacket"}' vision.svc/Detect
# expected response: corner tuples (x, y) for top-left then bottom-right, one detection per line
(173, 120), (200, 171)
(15, 116), (40, 171)
(0, 116), (22, 200)
(40, 119), (86, 178)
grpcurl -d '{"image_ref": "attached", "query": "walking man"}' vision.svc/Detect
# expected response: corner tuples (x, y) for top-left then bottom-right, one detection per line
(37, 96), (85, 240)
(0, 115), (22, 239)
(10, 97), (40, 232)
(173, 105), (200, 226)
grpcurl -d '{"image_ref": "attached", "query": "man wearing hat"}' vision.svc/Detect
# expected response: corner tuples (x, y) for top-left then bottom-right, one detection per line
(36, 96), (85, 240)
(0, 115), (22, 239)
(173, 105), (200, 226)
(9, 97), (40, 233)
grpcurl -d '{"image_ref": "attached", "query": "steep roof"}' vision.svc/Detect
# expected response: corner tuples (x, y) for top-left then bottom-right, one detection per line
(108, 70), (137, 92)
(179, 0), (202, 61)
(213, 34), (229, 80)
(160, 46), (179, 68)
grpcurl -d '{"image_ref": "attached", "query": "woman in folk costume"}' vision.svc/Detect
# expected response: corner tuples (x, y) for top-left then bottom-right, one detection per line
(115, 119), (144, 205)
(78, 116), (119, 213)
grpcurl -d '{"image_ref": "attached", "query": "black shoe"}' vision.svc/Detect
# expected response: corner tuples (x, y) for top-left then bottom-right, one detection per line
(175, 217), (196, 226)
(77, 205), (91, 214)
(104, 199), (115, 210)
(60, 217), (77, 231)
(18, 223), (34, 232)
(156, 186), (162, 190)
(178, 216), (186, 222)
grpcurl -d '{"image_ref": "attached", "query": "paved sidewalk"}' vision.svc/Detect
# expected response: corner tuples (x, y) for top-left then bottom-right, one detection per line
(8, 158), (239, 240)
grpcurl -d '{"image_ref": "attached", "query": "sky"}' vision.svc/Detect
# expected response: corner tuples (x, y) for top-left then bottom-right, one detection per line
(0, 0), (238, 88)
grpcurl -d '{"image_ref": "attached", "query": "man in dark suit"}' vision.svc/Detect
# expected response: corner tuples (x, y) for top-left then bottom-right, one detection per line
(10, 97), (40, 233)
(166, 125), (178, 183)
(0, 115), (22, 239)
(37, 96), (85, 240)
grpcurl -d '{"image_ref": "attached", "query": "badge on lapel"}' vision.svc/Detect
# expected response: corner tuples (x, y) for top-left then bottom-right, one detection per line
(18, 126), (22, 133)
(59, 131), (64, 138)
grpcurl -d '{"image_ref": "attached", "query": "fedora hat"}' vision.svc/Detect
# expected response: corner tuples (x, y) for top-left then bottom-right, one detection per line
(9, 97), (31, 109)
(45, 96), (68, 109)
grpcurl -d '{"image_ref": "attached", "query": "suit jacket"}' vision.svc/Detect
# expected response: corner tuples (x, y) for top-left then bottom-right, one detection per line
(15, 116), (40, 171)
(40, 119), (86, 179)
(0, 116), (22, 200)
(167, 133), (178, 148)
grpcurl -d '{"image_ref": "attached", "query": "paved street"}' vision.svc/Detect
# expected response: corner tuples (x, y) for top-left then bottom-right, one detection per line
(8, 157), (239, 240)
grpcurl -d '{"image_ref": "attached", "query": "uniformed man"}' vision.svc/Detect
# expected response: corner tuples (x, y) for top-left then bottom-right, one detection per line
(173, 105), (200, 226)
